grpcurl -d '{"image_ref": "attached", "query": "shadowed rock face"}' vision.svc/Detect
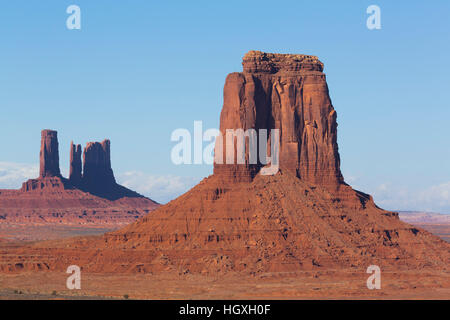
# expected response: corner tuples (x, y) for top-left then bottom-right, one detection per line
(39, 130), (61, 178)
(69, 142), (82, 186)
(82, 140), (116, 191)
(214, 51), (343, 191)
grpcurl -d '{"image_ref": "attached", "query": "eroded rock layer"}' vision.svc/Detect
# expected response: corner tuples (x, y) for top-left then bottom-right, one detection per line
(0, 172), (448, 274)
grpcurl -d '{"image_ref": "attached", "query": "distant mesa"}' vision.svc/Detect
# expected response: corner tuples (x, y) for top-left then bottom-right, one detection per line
(21, 129), (145, 201)
(0, 130), (158, 233)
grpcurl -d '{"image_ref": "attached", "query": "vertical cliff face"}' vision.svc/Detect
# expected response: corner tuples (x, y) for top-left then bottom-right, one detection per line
(39, 130), (61, 178)
(214, 51), (344, 191)
(69, 141), (82, 186)
(82, 140), (116, 192)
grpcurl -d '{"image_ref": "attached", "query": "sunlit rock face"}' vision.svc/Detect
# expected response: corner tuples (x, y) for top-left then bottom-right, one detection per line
(214, 51), (343, 192)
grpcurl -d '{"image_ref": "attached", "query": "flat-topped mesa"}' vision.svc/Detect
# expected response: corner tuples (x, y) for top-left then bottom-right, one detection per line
(39, 130), (61, 178)
(69, 141), (82, 186)
(242, 50), (324, 74)
(214, 51), (351, 198)
(82, 140), (116, 191)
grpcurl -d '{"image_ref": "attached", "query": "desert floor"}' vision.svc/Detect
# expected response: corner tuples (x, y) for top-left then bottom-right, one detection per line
(0, 224), (117, 242)
(0, 219), (449, 300)
(1, 269), (449, 300)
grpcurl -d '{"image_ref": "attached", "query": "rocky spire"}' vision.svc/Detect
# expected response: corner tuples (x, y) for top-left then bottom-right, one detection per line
(69, 141), (82, 186)
(39, 129), (61, 178)
(214, 50), (344, 191)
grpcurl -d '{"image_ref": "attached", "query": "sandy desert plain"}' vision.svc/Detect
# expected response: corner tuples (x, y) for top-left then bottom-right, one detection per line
(0, 214), (449, 300)
(0, 264), (449, 300)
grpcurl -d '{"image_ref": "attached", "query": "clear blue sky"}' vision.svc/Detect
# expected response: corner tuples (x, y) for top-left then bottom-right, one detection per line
(0, 1), (449, 211)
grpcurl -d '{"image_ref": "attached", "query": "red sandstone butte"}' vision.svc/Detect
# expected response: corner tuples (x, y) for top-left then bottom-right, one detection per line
(215, 51), (341, 186)
(215, 51), (370, 208)
(0, 130), (159, 231)
(0, 51), (448, 275)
